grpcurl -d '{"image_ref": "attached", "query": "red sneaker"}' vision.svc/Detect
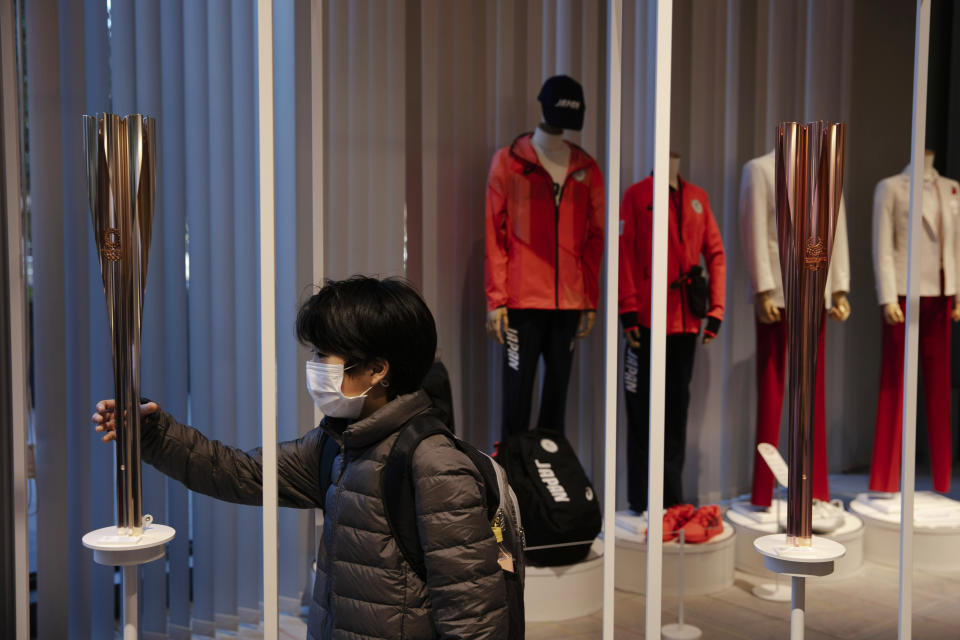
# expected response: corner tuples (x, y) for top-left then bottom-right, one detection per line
(662, 504), (695, 542)
(680, 505), (723, 544)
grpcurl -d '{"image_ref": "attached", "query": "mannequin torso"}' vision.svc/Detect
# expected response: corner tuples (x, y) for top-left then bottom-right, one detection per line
(739, 149), (852, 323)
(874, 150), (960, 324)
(531, 125), (571, 203)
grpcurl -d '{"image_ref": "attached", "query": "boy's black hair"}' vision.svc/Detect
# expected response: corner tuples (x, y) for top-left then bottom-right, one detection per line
(296, 276), (438, 398)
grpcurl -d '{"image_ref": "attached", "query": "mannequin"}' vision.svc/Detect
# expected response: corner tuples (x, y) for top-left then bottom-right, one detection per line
(484, 75), (605, 438)
(738, 149), (851, 508)
(870, 150), (960, 493)
(618, 154), (726, 511)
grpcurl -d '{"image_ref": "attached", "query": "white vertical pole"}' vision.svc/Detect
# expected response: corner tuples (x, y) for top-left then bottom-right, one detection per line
(310, 0), (324, 430)
(646, 1), (672, 638)
(1, 0), (30, 636)
(123, 565), (138, 640)
(311, 0), (324, 286)
(601, 1), (622, 639)
(790, 576), (805, 640)
(257, 1), (279, 638)
(900, 2), (930, 639)
(677, 531), (685, 626)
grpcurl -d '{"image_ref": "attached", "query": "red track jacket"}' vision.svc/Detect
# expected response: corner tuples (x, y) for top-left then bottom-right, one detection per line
(485, 133), (605, 311)
(618, 175), (726, 334)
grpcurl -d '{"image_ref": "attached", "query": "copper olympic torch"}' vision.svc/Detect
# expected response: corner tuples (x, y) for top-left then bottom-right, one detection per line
(775, 121), (845, 547)
(83, 113), (156, 537)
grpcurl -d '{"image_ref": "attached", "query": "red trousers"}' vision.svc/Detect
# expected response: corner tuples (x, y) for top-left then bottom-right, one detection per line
(751, 312), (829, 507)
(870, 297), (953, 493)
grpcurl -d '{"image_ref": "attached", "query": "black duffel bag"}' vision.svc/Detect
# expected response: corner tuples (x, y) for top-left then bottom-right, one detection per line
(496, 429), (601, 566)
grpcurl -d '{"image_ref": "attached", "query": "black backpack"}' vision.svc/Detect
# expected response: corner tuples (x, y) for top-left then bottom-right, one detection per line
(318, 410), (525, 639)
(495, 429), (601, 566)
(421, 360), (456, 433)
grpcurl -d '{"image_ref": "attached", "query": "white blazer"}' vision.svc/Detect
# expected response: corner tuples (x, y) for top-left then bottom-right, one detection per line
(873, 166), (960, 306)
(738, 150), (850, 309)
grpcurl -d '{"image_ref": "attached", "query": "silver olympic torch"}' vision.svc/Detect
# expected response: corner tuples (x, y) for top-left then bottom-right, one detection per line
(83, 113), (156, 537)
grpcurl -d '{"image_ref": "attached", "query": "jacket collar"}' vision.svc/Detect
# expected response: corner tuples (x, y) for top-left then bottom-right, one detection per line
(900, 165), (947, 233)
(322, 389), (432, 451)
(646, 171), (687, 194)
(900, 164), (939, 183)
(509, 132), (593, 177)
(643, 172), (690, 269)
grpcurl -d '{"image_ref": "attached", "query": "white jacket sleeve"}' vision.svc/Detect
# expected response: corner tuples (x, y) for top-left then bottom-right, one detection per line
(827, 197), (851, 304)
(873, 180), (898, 306)
(739, 162), (777, 295)
(953, 182), (960, 302)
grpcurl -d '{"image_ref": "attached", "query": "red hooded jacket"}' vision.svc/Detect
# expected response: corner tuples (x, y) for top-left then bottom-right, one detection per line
(485, 133), (605, 311)
(618, 175), (726, 335)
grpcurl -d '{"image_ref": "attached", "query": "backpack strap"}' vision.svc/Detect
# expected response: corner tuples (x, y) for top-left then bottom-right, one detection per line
(383, 410), (501, 582)
(454, 442), (501, 521)
(383, 414), (451, 582)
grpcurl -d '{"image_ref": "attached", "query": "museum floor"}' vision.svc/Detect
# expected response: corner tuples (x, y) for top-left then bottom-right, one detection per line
(222, 560), (960, 639)
(181, 473), (960, 639)
(522, 472), (960, 639)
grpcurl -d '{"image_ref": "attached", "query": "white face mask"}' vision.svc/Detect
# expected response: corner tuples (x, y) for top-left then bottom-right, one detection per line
(305, 360), (371, 419)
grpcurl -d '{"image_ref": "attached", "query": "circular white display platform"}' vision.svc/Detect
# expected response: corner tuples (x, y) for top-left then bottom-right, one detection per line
(850, 492), (960, 571)
(753, 534), (845, 578)
(524, 538), (603, 622)
(661, 622), (703, 639)
(82, 523), (176, 566)
(728, 503), (863, 580)
(614, 520), (736, 596)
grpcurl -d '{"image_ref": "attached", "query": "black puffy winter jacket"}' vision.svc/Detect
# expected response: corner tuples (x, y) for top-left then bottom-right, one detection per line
(140, 390), (509, 639)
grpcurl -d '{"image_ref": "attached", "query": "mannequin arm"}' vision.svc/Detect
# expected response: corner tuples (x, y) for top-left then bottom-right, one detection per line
(828, 292), (851, 322)
(485, 307), (509, 344)
(738, 163), (777, 296)
(618, 188), (640, 322)
(576, 310), (596, 338)
(484, 153), (510, 311)
(701, 197), (726, 320)
(883, 302), (904, 325)
(872, 180), (899, 306)
(581, 163), (606, 309)
(954, 183), (960, 321)
(827, 198), (851, 297)
(754, 291), (781, 324)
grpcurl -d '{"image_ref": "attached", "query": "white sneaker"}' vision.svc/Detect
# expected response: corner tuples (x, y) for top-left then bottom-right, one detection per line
(615, 510), (648, 535)
(813, 499), (845, 533)
(777, 499), (845, 534)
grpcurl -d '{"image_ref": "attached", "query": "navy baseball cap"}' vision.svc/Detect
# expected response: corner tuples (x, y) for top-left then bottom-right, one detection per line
(537, 75), (586, 131)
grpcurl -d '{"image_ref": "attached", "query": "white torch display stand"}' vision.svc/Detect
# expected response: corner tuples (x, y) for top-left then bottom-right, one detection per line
(660, 530), (703, 640)
(747, 489), (792, 602)
(82, 516), (175, 640)
(753, 535), (845, 640)
(746, 445), (798, 602)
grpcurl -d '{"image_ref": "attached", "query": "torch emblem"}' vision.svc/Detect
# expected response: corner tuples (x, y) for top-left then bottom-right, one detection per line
(102, 228), (123, 262)
(803, 237), (827, 271)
